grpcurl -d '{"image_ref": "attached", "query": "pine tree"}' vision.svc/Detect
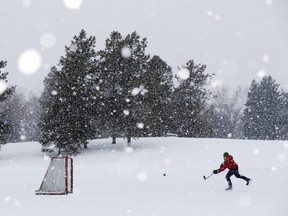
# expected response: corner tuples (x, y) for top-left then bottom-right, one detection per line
(2, 90), (26, 142)
(0, 61), (16, 146)
(95, 31), (150, 146)
(208, 86), (246, 139)
(39, 30), (97, 154)
(117, 32), (150, 146)
(243, 76), (282, 140)
(171, 60), (212, 137)
(141, 55), (174, 136)
(243, 80), (261, 139)
(94, 31), (125, 144)
(2, 91), (41, 143)
(279, 91), (288, 139)
(39, 67), (60, 151)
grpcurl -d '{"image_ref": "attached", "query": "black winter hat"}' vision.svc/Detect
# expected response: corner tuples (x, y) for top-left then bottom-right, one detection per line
(223, 152), (229, 157)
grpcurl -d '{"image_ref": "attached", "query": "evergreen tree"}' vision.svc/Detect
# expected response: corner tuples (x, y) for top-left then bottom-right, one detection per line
(94, 31), (125, 144)
(0, 61), (16, 146)
(141, 55), (174, 136)
(116, 32), (151, 146)
(39, 30), (97, 154)
(2, 91), (41, 143)
(208, 86), (247, 139)
(22, 93), (42, 142)
(243, 76), (282, 140)
(171, 60), (212, 137)
(39, 67), (60, 151)
(279, 91), (288, 139)
(2, 90), (26, 142)
(95, 31), (150, 146)
(243, 80), (260, 139)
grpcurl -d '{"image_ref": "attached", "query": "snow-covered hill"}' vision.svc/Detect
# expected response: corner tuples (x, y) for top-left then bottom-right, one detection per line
(1, 137), (288, 216)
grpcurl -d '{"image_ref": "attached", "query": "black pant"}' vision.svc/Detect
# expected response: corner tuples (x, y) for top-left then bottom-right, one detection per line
(226, 169), (249, 187)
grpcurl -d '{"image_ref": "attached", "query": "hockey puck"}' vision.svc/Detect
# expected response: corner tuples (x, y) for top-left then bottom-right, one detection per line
(163, 173), (166, 176)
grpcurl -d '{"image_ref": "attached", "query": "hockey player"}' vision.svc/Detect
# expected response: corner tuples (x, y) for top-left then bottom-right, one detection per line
(213, 152), (251, 191)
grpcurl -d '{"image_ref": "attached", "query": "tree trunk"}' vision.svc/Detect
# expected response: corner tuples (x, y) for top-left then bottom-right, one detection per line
(127, 136), (131, 147)
(112, 137), (116, 144)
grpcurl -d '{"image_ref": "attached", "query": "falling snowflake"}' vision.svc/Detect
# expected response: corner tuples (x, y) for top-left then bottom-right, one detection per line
(40, 32), (56, 49)
(137, 172), (148, 182)
(18, 49), (42, 75)
(43, 155), (50, 161)
(211, 80), (223, 88)
(0, 81), (7, 95)
(253, 148), (260, 155)
(20, 135), (26, 141)
(125, 147), (133, 154)
(131, 88), (140, 96)
(123, 110), (130, 116)
(207, 10), (213, 17)
(278, 153), (286, 162)
(69, 44), (78, 52)
(262, 55), (270, 63)
(214, 14), (221, 21)
(177, 68), (190, 80)
(4, 196), (11, 202)
(131, 85), (146, 96)
(63, 0), (82, 10)
(126, 209), (132, 214)
(51, 90), (58, 96)
(265, 0), (273, 6)
(257, 69), (266, 78)
(121, 46), (131, 58)
(22, 0), (31, 7)
(137, 123), (144, 129)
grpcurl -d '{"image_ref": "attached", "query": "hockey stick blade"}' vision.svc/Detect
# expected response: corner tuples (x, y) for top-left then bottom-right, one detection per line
(203, 173), (213, 180)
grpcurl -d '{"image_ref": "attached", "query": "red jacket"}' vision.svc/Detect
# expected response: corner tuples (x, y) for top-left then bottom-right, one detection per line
(218, 155), (238, 172)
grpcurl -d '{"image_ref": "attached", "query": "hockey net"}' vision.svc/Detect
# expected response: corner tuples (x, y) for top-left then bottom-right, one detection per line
(35, 156), (73, 195)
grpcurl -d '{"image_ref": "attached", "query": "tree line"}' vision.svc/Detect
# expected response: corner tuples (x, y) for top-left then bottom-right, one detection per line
(1, 29), (288, 154)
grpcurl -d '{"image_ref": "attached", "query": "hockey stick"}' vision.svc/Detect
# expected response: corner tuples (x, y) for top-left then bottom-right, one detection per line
(203, 173), (214, 180)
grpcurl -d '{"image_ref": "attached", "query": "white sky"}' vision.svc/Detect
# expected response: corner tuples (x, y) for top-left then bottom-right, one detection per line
(1, 0), (288, 94)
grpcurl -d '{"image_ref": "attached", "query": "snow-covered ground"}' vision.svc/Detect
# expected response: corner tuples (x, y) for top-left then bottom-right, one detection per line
(1, 137), (288, 216)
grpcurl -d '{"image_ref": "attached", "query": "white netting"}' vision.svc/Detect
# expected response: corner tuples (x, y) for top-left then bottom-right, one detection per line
(36, 157), (73, 194)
